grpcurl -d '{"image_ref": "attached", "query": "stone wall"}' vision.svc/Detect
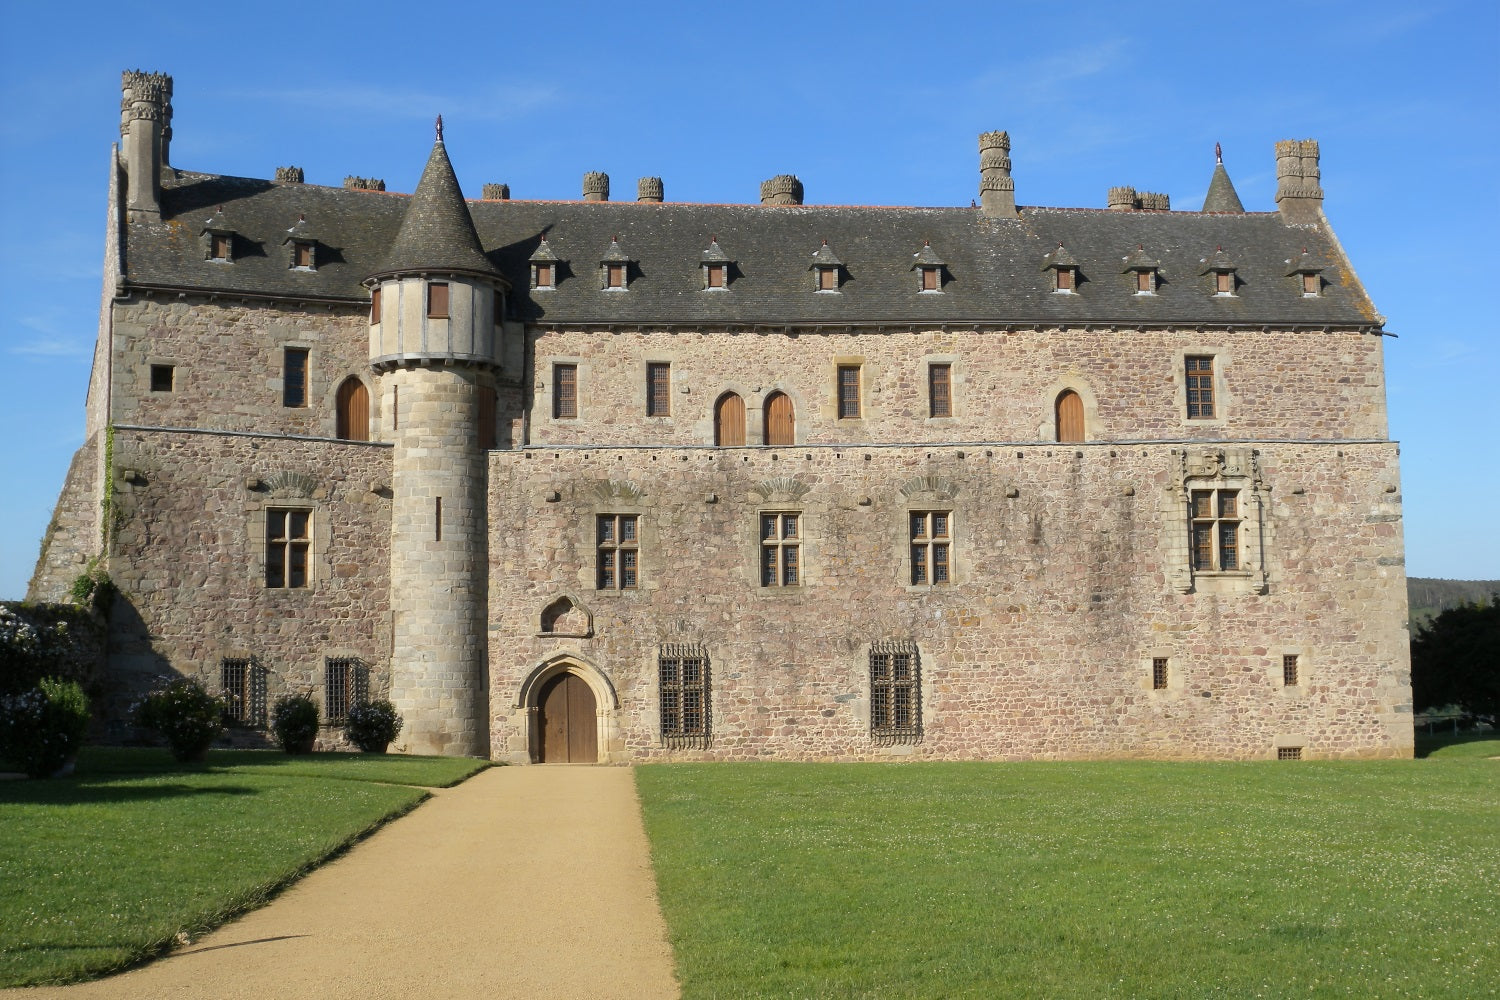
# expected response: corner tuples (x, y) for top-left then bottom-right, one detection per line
(527, 326), (1390, 447)
(99, 428), (392, 736)
(486, 442), (1411, 762)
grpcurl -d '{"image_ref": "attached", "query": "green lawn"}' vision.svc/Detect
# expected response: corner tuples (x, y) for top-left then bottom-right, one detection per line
(0, 747), (488, 987)
(636, 752), (1500, 1000)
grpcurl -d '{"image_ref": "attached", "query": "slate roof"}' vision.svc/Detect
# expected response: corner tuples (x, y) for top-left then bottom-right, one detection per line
(124, 168), (1382, 327)
(1202, 162), (1246, 213)
(373, 137), (500, 280)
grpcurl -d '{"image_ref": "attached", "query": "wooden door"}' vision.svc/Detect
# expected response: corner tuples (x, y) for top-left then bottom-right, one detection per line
(336, 377), (369, 441)
(538, 673), (597, 763)
(1056, 390), (1084, 443)
(764, 392), (795, 445)
(715, 393), (745, 446)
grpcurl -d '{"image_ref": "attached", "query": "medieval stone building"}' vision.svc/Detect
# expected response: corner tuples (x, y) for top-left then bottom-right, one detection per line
(29, 71), (1414, 761)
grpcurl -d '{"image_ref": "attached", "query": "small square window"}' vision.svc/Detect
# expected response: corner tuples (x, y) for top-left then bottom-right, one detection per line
(150, 364), (174, 393)
(1136, 270), (1153, 293)
(293, 241), (315, 269)
(1055, 268), (1076, 292)
(706, 264), (727, 289)
(920, 267), (940, 292)
(1302, 273), (1319, 295)
(817, 266), (838, 292)
(837, 365), (861, 419)
(606, 263), (626, 289)
(1215, 271), (1234, 295)
(211, 234), (232, 261)
(1152, 657), (1169, 690)
(427, 282), (450, 319)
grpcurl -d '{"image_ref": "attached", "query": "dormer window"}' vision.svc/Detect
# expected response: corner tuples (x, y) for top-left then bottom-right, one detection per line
(202, 206), (235, 263)
(529, 235), (561, 291)
(292, 241), (315, 270)
(1122, 245), (1161, 295)
(1302, 273), (1319, 295)
(701, 237), (734, 291)
(810, 239), (843, 293)
(282, 215), (317, 271)
(211, 234), (232, 262)
(912, 241), (946, 293)
(1043, 244), (1081, 294)
(1201, 247), (1238, 297)
(600, 236), (632, 291)
(1285, 249), (1324, 297)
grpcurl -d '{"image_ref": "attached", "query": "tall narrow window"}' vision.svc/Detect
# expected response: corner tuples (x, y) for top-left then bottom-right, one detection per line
(597, 514), (639, 590)
(715, 392), (745, 446)
(1056, 389), (1084, 442)
(764, 391), (795, 445)
(335, 377), (370, 441)
(427, 282), (449, 318)
(837, 365), (861, 419)
(370, 286), (382, 323)
(870, 641), (921, 743)
(283, 348), (308, 407)
(1283, 654), (1300, 687)
(659, 645), (710, 746)
(929, 364), (952, 418)
(554, 364), (578, 419)
(647, 363), (671, 417)
(392, 385), (399, 431)
(435, 497), (442, 542)
(477, 385), (497, 450)
(325, 658), (368, 724)
(909, 511), (951, 585)
(221, 658), (267, 727)
(266, 508), (310, 588)
(760, 513), (801, 587)
(1185, 356), (1215, 419)
(1190, 488), (1241, 571)
(1152, 657), (1170, 690)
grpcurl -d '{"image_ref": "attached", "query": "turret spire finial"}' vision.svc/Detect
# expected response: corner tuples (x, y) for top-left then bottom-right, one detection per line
(1215, 141), (1223, 164)
(435, 115), (444, 142)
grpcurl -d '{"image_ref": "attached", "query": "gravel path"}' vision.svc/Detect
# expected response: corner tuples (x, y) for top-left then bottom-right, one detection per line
(7, 766), (680, 999)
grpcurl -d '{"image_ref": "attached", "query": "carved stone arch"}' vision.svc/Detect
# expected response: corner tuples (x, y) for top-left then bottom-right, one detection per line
(898, 475), (959, 501)
(754, 382), (807, 446)
(516, 653), (619, 712)
(751, 476), (812, 503)
(538, 592), (594, 637)
(590, 479), (645, 504)
(516, 653), (620, 764)
(1038, 378), (1101, 442)
(262, 470), (322, 500)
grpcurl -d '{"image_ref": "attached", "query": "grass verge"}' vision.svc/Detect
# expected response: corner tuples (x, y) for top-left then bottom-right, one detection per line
(0, 747), (488, 986)
(637, 758), (1499, 999)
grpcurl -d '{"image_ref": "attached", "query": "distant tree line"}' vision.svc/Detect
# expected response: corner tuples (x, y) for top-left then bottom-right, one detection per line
(1408, 577), (1500, 629)
(1410, 591), (1498, 727)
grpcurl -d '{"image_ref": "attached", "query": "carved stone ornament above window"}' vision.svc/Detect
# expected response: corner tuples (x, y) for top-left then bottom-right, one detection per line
(589, 479), (644, 504)
(750, 476), (812, 503)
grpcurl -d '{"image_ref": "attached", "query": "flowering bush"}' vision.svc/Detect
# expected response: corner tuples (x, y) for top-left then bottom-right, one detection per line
(136, 678), (224, 761)
(1, 602), (102, 696)
(0, 678), (91, 778)
(345, 700), (403, 752)
(271, 693), (320, 753)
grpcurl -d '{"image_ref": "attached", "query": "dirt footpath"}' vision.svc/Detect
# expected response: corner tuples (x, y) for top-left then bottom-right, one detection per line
(8, 766), (680, 1000)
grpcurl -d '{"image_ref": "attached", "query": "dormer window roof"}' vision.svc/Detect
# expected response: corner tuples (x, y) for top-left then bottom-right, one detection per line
(1285, 248), (1325, 296)
(912, 241), (946, 292)
(529, 235), (561, 290)
(1042, 243), (1080, 292)
(283, 215), (318, 270)
(201, 206), (235, 263)
(810, 239), (843, 292)
(600, 236), (631, 290)
(1200, 246), (1238, 295)
(701, 236), (733, 290)
(1121, 244), (1161, 294)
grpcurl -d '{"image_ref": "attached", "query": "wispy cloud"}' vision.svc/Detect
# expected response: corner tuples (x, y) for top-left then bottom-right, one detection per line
(7, 311), (95, 359)
(216, 81), (563, 124)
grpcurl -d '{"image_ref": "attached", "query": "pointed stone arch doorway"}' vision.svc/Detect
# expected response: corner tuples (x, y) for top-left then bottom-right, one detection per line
(517, 656), (619, 764)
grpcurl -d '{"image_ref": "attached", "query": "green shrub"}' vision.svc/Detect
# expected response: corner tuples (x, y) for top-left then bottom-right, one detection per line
(0, 602), (104, 696)
(136, 678), (224, 761)
(345, 700), (403, 752)
(0, 678), (91, 778)
(271, 693), (320, 753)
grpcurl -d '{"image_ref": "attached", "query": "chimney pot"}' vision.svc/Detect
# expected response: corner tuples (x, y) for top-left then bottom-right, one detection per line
(1275, 138), (1324, 222)
(1107, 185), (1136, 211)
(759, 174), (804, 206)
(978, 130), (1017, 218)
(481, 182), (510, 200)
(583, 172), (610, 201)
(275, 166), (305, 184)
(637, 176), (664, 202)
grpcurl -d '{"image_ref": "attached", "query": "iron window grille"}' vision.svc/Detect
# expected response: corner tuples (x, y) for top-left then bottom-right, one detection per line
(646, 363), (671, 416)
(1282, 654), (1299, 687)
(1277, 746), (1303, 760)
(659, 644), (710, 748)
(325, 657), (368, 724)
(928, 364), (952, 417)
(1152, 657), (1170, 691)
(554, 364), (578, 419)
(870, 640), (921, 745)
(221, 657), (267, 727)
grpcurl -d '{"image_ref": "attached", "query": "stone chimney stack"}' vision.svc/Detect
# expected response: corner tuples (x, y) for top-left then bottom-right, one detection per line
(1107, 185), (1136, 211)
(120, 70), (171, 221)
(637, 176), (663, 202)
(481, 183), (510, 200)
(759, 175), (804, 206)
(979, 131), (1017, 218)
(583, 172), (610, 201)
(1275, 139), (1324, 223)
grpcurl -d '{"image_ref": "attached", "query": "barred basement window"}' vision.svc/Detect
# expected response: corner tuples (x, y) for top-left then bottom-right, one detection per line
(760, 512), (800, 587)
(325, 657), (368, 723)
(597, 514), (639, 590)
(1278, 746), (1303, 761)
(554, 363), (578, 419)
(1152, 657), (1169, 690)
(265, 508), (311, 588)
(659, 644), (710, 748)
(1283, 654), (1300, 687)
(928, 364), (952, 418)
(283, 348), (308, 407)
(909, 511), (951, 585)
(870, 641), (921, 744)
(1185, 355), (1215, 419)
(221, 658), (267, 727)
(1190, 488), (1241, 571)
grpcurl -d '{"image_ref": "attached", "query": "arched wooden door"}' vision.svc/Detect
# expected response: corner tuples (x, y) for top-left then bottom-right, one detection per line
(336, 376), (370, 441)
(764, 391), (795, 445)
(537, 672), (597, 763)
(715, 392), (746, 446)
(1055, 390), (1084, 443)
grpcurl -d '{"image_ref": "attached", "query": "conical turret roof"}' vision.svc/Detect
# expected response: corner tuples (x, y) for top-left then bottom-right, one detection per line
(373, 122), (499, 279)
(1202, 145), (1245, 213)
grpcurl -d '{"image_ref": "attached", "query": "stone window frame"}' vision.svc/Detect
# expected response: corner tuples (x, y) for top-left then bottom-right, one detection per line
(220, 656), (267, 728)
(539, 355), (586, 423)
(1143, 649), (1184, 699)
(1165, 447), (1269, 595)
(897, 478), (961, 591)
(815, 264), (841, 293)
(833, 358), (865, 422)
(281, 345), (311, 408)
(924, 354), (961, 422)
(149, 362), (176, 393)
(264, 506), (313, 589)
(703, 262), (730, 291)
(532, 261), (557, 291)
(208, 233), (234, 263)
(758, 510), (802, 588)
(595, 512), (641, 592)
(907, 510), (953, 587)
(658, 643), (711, 749)
(553, 362), (579, 420)
(1038, 378), (1099, 442)
(291, 240), (316, 271)
(869, 639), (922, 746)
(247, 477), (330, 594)
(644, 360), (673, 419)
(1173, 348), (1229, 429)
(1273, 646), (1311, 695)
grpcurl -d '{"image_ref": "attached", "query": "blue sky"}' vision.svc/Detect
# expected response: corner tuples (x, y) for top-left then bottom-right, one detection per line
(1, 0), (1495, 598)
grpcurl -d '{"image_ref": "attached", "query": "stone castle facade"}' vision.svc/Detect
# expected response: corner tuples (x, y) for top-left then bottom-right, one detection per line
(29, 71), (1414, 761)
